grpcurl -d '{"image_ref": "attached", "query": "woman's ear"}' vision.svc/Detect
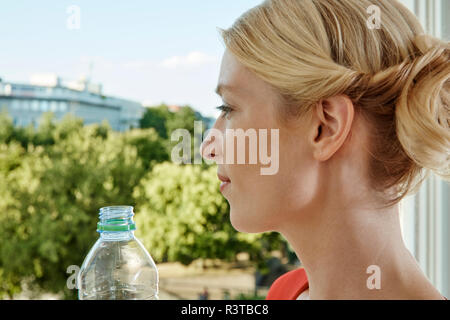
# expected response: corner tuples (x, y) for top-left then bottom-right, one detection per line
(311, 95), (355, 161)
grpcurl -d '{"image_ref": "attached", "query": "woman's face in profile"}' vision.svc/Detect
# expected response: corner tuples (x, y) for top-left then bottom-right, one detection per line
(203, 50), (321, 233)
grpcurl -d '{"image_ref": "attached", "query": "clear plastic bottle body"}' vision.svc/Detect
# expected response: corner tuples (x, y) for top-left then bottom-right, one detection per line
(78, 206), (158, 300)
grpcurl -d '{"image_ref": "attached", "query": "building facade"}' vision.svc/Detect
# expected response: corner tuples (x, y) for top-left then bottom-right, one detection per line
(0, 75), (144, 131)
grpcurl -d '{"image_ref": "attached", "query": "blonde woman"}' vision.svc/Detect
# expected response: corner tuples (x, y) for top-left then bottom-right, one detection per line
(201, 0), (449, 300)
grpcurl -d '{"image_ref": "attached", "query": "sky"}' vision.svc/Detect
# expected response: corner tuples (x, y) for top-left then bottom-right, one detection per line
(0, 0), (263, 117)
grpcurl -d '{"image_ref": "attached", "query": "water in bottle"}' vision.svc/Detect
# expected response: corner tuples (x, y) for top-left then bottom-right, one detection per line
(78, 206), (159, 300)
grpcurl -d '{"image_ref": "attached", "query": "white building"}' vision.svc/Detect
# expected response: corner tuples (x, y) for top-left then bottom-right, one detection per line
(0, 74), (144, 131)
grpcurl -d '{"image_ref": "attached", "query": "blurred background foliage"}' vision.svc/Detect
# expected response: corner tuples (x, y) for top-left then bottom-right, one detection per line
(0, 106), (288, 300)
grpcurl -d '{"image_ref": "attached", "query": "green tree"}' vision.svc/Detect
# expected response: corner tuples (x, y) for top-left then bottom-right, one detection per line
(139, 104), (172, 139)
(0, 117), (145, 299)
(0, 110), (14, 144)
(122, 128), (169, 170)
(140, 105), (205, 164)
(140, 104), (203, 138)
(165, 106), (199, 137)
(33, 112), (56, 146)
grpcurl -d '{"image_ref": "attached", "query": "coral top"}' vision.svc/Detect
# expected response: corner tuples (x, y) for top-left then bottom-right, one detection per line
(266, 268), (448, 300)
(266, 268), (309, 300)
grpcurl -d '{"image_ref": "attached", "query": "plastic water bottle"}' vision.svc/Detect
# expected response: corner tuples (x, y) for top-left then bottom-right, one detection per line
(78, 206), (159, 300)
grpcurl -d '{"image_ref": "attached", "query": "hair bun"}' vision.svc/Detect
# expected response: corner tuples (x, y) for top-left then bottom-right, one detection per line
(413, 34), (449, 55)
(395, 35), (450, 183)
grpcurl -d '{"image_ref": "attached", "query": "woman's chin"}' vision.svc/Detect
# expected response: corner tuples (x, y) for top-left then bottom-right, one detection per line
(229, 207), (271, 234)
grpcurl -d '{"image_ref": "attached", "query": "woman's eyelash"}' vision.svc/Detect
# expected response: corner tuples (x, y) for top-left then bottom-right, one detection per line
(216, 104), (233, 117)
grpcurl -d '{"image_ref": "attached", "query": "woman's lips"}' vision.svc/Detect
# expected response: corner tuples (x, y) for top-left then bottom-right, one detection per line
(220, 181), (231, 193)
(217, 174), (231, 193)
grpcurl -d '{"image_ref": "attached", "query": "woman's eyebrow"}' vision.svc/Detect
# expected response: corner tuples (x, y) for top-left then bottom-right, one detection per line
(215, 84), (236, 97)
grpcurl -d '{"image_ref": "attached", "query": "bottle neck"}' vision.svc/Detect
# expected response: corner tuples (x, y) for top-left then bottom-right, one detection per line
(97, 206), (137, 238)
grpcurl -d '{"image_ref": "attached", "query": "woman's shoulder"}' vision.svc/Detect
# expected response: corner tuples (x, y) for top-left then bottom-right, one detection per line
(266, 267), (309, 300)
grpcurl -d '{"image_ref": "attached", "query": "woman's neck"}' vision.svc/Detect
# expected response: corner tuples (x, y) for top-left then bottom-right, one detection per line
(279, 199), (443, 299)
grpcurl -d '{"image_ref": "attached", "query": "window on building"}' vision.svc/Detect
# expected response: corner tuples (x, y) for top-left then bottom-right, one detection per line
(31, 100), (39, 111)
(59, 101), (68, 112)
(40, 100), (49, 112)
(50, 101), (58, 112)
(22, 100), (31, 111)
(10, 100), (19, 110)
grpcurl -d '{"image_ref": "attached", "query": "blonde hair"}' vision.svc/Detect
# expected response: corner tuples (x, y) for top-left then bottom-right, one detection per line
(220, 0), (450, 203)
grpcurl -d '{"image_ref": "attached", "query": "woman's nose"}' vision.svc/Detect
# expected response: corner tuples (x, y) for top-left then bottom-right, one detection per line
(200, 133), (216, 161)
(200, 128), (223, 162)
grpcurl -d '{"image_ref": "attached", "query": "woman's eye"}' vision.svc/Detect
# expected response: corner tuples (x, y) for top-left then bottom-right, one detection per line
(216, 104), (233, 118)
